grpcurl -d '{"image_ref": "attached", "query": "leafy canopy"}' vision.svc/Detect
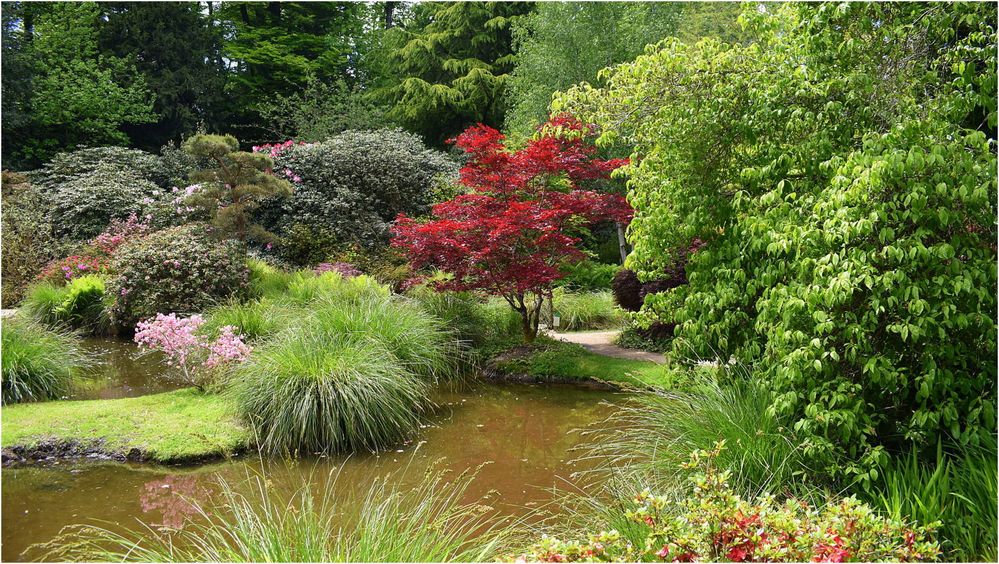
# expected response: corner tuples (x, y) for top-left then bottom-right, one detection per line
(557, 3), (997, 480)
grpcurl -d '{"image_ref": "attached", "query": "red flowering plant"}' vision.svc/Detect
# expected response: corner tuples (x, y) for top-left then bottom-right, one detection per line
(392, 115), (631, 342)
(515, 442), (940, 563)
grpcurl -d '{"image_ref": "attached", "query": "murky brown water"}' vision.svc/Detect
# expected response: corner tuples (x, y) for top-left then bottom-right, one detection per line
(70, 338), (181, 400)
(2, 340), (627, 562)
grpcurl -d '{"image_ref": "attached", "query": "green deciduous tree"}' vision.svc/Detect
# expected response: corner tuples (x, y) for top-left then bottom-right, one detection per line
(558, 3), (997, 480)
(5, 2), (156, 167)
(373, 1), (533, 144)
(216, 1), (367, 139)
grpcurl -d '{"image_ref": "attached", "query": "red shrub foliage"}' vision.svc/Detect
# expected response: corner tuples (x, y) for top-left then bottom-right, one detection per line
(392, 116), (631, 341)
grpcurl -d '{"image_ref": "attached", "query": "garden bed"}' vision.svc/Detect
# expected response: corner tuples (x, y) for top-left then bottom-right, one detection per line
(1, 388), (249, 466)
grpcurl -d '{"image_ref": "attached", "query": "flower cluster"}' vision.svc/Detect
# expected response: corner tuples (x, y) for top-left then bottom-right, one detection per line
(37, 255), (109, 285)
(313, 262), (362, 278)
(92, 212), (152, 255)
(134, 312), (251, 388)
(516, 443), (940, 563)
(253, 141), (306, 183)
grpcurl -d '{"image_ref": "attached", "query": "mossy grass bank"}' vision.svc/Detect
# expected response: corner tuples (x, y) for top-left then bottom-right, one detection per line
(2, 388), (248, 464)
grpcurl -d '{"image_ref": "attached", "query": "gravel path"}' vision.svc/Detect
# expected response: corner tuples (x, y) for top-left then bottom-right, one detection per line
(545, 329), (666, 364)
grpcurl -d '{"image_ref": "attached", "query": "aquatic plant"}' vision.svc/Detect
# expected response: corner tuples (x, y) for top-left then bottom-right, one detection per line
(42, 465), (521, 562)
(1, 319), (86, 404)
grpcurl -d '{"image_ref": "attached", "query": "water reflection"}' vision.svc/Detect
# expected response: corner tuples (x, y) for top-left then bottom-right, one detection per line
(2, 382), (627, 562)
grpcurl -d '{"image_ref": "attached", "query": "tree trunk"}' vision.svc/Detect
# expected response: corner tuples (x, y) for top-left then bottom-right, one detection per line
(616, 221), (629, 264)
(384, 1), (396, 28)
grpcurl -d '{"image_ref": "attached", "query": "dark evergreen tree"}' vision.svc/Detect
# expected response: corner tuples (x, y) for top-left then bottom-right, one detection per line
(373, 2), (533, 144)
(98, 2), (228, 151)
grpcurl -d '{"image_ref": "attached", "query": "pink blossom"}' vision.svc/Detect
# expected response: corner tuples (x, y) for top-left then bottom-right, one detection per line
(204, 326), (252, 369)
(134, 314), (252, 388)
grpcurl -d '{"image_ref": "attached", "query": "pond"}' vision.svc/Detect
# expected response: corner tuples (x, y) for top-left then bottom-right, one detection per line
(2, 339), (628, 561)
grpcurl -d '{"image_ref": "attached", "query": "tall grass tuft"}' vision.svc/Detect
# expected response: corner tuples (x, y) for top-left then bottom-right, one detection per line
(202, 298), (295, 341)
(866, 439), (998, 561)
(311, 296), (461, 381)
(408, 287), (523, 355)
(546, 290), (624, 331)
(246, 258), (294, 299)
(1, 319), (87, 403)
(19, 282), (69, 327)
(42, 464), (523, 562)
(575, 376), (815, 498)
(284, 272), (389, 305)
(233, 330), (430, 455)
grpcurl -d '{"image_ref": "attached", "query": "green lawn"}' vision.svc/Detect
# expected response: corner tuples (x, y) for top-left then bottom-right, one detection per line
(490, 338), (684, 389)
(2, 388), (249, 463)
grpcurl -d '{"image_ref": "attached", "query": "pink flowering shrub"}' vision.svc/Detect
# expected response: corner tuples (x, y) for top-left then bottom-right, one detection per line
(253, 141), (306, 183)
(37, 255), (109, 286)
(516, 443), (940, 563)
(134, 313), (251, 389)
(92, 212), (152, 256)
(313, 262), (362, 277)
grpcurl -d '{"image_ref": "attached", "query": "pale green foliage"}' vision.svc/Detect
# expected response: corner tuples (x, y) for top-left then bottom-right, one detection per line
(22, 2), (155, 163)
(557, 3), (997, 479)
(505, 2), (684, 138)
(257, 77), (389, 142)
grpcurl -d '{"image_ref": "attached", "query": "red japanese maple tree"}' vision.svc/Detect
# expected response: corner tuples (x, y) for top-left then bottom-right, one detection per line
(391, 115), (631, 342)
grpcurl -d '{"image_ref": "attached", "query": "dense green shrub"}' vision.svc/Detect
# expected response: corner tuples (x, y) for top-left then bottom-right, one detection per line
(28, 146), (171, 190)
(52, 275), (109, 334)
(267, 129), (457, 249)
(558, 261), (620, 292)
(1, 319), (86, 404)
(0, 175), (67, 306)
(183, 134), (293, 244)
(45, 163), (161, 240)
(560, 3), (997, 479)
(108, 224), (248, 328)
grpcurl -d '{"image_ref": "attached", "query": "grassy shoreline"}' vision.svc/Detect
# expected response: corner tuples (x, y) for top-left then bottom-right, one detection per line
(486, 338), (682, 390)
(1, 388), (249, 464)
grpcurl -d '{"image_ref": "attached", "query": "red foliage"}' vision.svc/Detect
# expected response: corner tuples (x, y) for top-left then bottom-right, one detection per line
(392, 116), (631, 339)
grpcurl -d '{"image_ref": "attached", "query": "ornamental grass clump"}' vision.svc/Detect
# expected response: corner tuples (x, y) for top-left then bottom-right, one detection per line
(1, 319), (87, 404)
(44, 464), (521, 562)
(578, 377), (815, 498)
(232, 278), (461, 455)
(233, 330), (429, 455)
(547, 289), (624, 331)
